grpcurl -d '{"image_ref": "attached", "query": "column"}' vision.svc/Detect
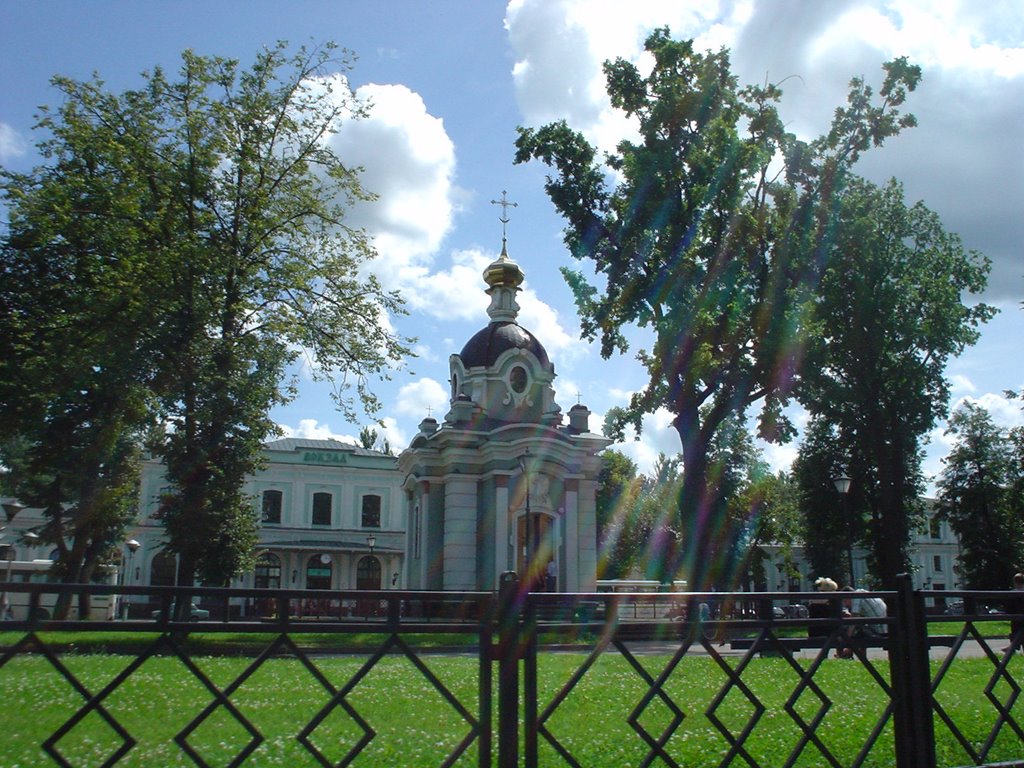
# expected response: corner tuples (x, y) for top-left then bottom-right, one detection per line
(575, 479), (598, 591)
(494, 476), (510, 585)
(564, 480), (579, 591)
(444, 477), (478, 590)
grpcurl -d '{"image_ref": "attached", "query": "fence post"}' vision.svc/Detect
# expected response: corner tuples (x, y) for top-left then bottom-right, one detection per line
(891, 573), (936, 768)
(497, 571), (521, 768)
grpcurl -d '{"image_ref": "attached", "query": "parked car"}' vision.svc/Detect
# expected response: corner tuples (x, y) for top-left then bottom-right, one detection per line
(782, 603), (810, 619)
(943, 600), (1002, 616)
(150, 602), (209, 621)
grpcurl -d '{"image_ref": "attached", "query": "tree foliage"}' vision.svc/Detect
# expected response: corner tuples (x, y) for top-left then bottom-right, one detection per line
(1, 71), (166, 612)
(798, 177), (993, 587)
(515, 27), (920, 587)
(793, 418), (859, 585)
(1, 42), (412, 591)
(938, 402), (1024, 589)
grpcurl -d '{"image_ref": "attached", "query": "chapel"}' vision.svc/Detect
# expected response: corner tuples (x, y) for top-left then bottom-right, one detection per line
(397, 236), (610, 592)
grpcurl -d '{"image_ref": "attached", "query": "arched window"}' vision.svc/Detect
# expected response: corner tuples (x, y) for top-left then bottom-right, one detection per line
(254, 552), (281, 589)
(151, 551), (177, 587)
(312, 492), (332, 526)
(262, 490), (283, 524)
(356, 556), (381, 590)
(361, 494), (381, 528)
(306, 554), (332, 590)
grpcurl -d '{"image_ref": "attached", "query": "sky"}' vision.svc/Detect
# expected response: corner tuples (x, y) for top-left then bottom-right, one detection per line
(2, 0), (1022, 488)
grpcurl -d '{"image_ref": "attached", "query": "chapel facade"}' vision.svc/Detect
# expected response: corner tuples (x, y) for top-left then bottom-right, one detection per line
(397, 241), (611, 592)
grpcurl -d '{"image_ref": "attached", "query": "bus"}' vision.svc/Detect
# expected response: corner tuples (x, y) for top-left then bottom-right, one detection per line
(1, 559), (118, 621)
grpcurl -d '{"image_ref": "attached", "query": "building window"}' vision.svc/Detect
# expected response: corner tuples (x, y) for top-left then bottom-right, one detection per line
(361, 495), (381, 528)
(356, 556), (381, 590)
(254, 553), (281, 589)
(306, 554), (332, 590)
(262, 490), (283, 524)
(933, 554), (943, 572)
(929, 515), (941, 539)
(509, 365), (528, 394)
(312, 492), (332, 526)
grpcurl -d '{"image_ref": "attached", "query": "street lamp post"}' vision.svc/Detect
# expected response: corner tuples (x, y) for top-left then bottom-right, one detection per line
(832, 474), (855, 588)
(2, 542), (14, 620)
(123, 539), (140, 620)
(366, 534), (376, 556)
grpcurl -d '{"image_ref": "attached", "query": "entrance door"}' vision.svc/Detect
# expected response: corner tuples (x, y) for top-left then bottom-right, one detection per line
(516, 513), (553, 585)
(356, 556), (382, 590)
(355, 556), (382, 617)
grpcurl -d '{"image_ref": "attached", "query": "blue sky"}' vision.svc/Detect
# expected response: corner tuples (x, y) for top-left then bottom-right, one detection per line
(2, 1), (1022, 485)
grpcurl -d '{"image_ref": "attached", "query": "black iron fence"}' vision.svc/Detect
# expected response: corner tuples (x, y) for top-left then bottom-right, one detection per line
(1, 575), (1023, 767)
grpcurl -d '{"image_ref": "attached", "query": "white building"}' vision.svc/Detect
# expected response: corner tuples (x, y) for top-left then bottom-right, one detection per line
(131, 438), (406, 595)
(761, 501), (962, 604)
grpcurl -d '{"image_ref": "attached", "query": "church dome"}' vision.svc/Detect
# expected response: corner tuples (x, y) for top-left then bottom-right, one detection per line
(459, 321), (551, 369)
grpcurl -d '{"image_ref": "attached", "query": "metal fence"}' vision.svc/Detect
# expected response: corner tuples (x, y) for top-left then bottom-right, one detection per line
(1, 575), (1022, 767)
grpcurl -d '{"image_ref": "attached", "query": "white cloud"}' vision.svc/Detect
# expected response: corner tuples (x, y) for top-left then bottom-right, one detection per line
(378, 416), (409, 453)
(410, 248), (491, 321)
(948, 391), (1024, 430)
(517, 286), (579, 358)
(949, 374), (978, 395)
(506, 1), (1024, 305)
(0, 122), (27, 164)
(395, 377), (449, 419)
(277, 418), (358, 445)
(603, 406), (680, 476)
(507, 0), (751, 151)
(329, 82), (458, 291)
(810, 2), (1024, 79)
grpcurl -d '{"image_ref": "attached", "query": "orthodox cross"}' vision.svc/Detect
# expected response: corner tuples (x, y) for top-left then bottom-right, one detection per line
(490, 190), (518, 242)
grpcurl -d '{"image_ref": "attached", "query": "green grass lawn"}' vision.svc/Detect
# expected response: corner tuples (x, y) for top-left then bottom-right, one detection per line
(3, 637), (1024, 768)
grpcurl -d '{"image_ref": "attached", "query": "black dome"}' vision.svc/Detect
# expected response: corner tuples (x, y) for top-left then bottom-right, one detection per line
(459, 322), (550, 369)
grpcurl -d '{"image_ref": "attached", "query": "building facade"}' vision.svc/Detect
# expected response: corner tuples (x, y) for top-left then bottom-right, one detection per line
(761, 501), (962, 605)
(129, 438), (406, 596)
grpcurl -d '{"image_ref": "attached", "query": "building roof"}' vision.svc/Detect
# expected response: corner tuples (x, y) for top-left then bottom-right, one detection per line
(263, 438), (383, 457)
(458, 321), (551, 369)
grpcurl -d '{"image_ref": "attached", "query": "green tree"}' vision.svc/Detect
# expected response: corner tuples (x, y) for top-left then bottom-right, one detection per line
(595, 448), (638, 578)
(515, 28), (920, 587)
(710, 416), (801, 591)
(799, 177), (993, 587)
(2, 43), (412, 596)
(793, 417), (858, 585)
(1, 76), (167, 614)
(938, 402), (1024, 589)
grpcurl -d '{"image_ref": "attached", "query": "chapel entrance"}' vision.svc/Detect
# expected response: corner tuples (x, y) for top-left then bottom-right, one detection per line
(516, 513), (554, 587)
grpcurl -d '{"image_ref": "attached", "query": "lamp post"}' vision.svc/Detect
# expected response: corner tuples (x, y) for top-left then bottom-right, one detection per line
(2, 540), (14, 620)
(832, 473), (855, 588)
(122, 539), (140, 620)
(366, 534), (376, 556)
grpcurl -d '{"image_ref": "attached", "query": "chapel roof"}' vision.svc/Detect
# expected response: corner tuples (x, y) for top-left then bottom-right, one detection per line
(458, 320), (551, 369)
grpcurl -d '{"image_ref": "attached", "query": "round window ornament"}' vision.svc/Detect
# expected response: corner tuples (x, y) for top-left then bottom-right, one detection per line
(510, 365), (528, 393)
(319, 554), (332, 565)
